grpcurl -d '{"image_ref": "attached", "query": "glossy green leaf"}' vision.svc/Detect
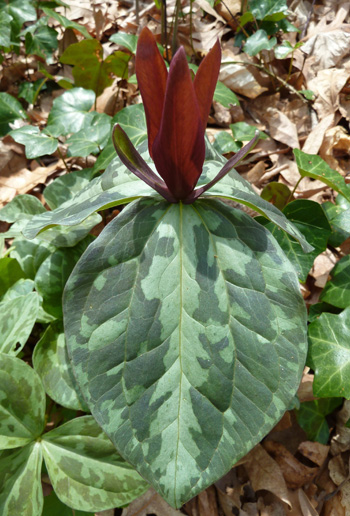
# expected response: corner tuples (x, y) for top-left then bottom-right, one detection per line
(230, 122), (267, 142)
(110, 32), (137, 53)
(243, 30), (277, 56)
(0, 0), (36, 25)
(274, 40), (294, 59)
(308, 302), (341, 323)
(320, 255), (350, 309)
(256, 200), (331, 282)
(213, 81), (239, 107)
(0, 194), (45, 222)
(0, 354), (46, 448)
(45, 88), (95, 137)
(35, 238), (92, 318)
(10, 126), (58, 158)
(260, 182), (291, 210)
(200, 161), (313, 253)
(308, 308), (350, 398)
(25, 25), (58, 63)
(33, 321), (88, 411)
(213, 131), (242, 154)
(323, 195), (350, 247)
(0, 257), (25, 297)
(0, 443), (43, 516)
(42, 416), (148, 512)
(41, 7), (91, 39)
(294, 149), (350, 201)
(296, 399), (342, 444)
(0, 12), (12, 47)
(248, 0), (288, 20)
(60, 40), (129, 97)
(66, 113), (112, 157)
(0, 292), (40, 355)
(44, 168), (95, 210)
(64, 197), (308, 508)
(43, 491), (94, 516)
(0, 92), (27, 135)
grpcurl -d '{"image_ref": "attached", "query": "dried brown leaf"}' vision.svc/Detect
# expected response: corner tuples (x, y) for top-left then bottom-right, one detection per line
(121, 488), (182, 516)
(319, 126), (350, 174)
(264, 108), (299, 149)
(298, 441), (329, 467)
(302, 114), (334, 155)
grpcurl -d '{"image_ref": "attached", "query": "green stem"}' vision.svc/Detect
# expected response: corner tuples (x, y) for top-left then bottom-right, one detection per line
(287, 176), (302, 204)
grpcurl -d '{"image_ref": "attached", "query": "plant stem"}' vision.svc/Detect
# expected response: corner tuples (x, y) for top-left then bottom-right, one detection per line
(57, 146), (70, 173)
(287, 176), (302, 204)
(171, 0), (181, 57)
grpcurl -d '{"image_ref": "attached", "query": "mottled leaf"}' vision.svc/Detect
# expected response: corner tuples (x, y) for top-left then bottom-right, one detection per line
(44, 168), (96, 210)
(320, 255), (350, 308)
(0, 354), (45, 449)
(43, 491), (94, 516)
(33, 321), (88, 411)
(42, 416), (148, 512)
(64, 197), (308, 507)
(0, 194), (45, 222)
(296, 399), (343, 443)
(10, 238), (54, 279)
(0, 292), (40, 355)
(294, 149), (350, 201)
(1, 278), (34, 302)
(308, 308), (350, 398)
(66, 113), (112, 157)
(10, 125), (58, 158)
(0, 443), (43, 516)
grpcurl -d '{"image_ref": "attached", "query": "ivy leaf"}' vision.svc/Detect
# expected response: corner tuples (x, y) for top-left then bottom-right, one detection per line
(41, 7), (91, 39)
(308, 308), (350, 398)
(64, 197), (308, 508)
(0, 292), (40, 355)
(323, 195), (350, 247)
(60, 39), (129, 97)
(25, 25), (58, 64)
(256, 200), (331, 282)
(261, 182), (291, 210)
(0, 0), (36, 25)
(10, 125), (58, 158)
(248, 0), (288, 20)
(320, 255), (350, 308)
(0, 443), (43, 516)
(213, 81), (239, 107)
(66, 113), (112, 157)
(0, 354), (46, 449)
(243, 30), (277, 56)
(294, 149), (350, 201)
(230, 122), (267, 142)
(296, 399), (343, 443)
(42, 416), (149, 512)
(0, 92), (27, 135)
(0, 12), (12, 47)
(45, 88), (96, 137)
(274, 40), (294, 59)
(110, 31), (138, 53)
(213, 131), (242, 154)
(33, 321), (89, 411)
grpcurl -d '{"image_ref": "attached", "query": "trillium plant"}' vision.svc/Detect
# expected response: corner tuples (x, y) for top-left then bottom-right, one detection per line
(62, 28), (312, 508)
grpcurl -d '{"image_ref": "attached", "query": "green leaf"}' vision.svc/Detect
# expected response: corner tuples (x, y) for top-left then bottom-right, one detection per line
(308, 302), (341, 323)
(44, 168), (96, 210)
(41, 7), (92, 39)
(320, 255), (350, 309)
(256, 200), (331, 282)
(25, 25), (58, 64)
(9, 237), (54, 279)
(248, 0), (288, 20)
(18, 78), (47, 104)
(110, 32), (137, 53)
(42, 416), (148, 512)
(0, 92), (27, 135)
(10, 125), (58, 158)
(0, 257), (25, 297)
(299, 89), (315, 101)
(308, 308), (350, 398)
(43, 491), (94, 516)
(0, 443), (43, 516)
(93, 104), (147, 173)
(46, 88), (95, 137)
(274, 40), (294, 59)
(0, 292), (40, 355)
(0, 194), (45, 222)
(35, 238), (92, 318)
(0, 0), (36, 25)
(1, 278), (34, 302)
(323, 195), (350, 247)
(213, 81), (239, 107)
(294, 149), (350, 201)
(260, 182), (291, 210)
(64, 197), (308, 508)
(213, 131), (242, 154)
(33, 321), (89, 411)
(296, 399), (343, 444)
(243, 30), (277, 56)
(230, 122), (267, 142)
(0, 12), (12, 47)
(66, 113), (112, 157)
(0, 354), (46, 448)
(38, 214), (101, 248)
(60, 39), (129, 97)
(200, 160), (313, 253)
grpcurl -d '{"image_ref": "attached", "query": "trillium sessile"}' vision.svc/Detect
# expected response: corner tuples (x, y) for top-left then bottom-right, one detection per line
(113, 27), (259, 202)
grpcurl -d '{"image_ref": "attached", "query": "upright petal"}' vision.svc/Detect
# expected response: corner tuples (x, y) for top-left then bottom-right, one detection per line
(152, 47), (205, 200)
(135, 28), (168, 158)
(193, 40), (221, 129)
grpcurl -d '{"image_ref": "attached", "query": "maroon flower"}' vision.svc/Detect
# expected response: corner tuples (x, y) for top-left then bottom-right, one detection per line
(113, 28), (258, 203)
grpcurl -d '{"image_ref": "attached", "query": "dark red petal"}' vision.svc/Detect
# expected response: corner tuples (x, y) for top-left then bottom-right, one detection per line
(185, 132), (260, 203)
(152, 47), (205, 200)
(135, 28), (168, 158)
(112, 124), (176, 202)
(193, 40), (221, 129)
